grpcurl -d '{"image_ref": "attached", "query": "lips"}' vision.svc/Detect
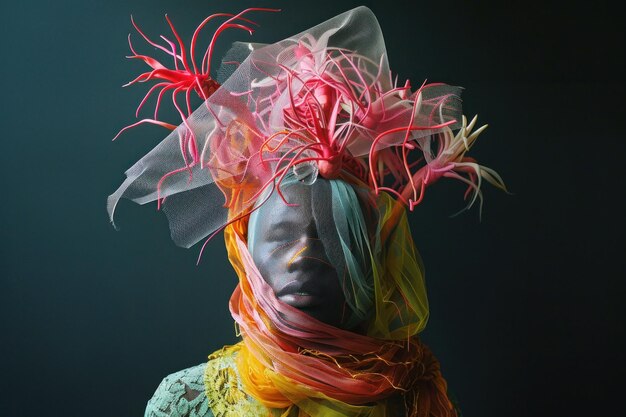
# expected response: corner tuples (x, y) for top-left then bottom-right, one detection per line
(276, 279), (325, 308)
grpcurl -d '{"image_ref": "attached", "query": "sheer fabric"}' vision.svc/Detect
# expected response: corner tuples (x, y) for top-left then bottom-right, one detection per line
(143, 345), (461, 416)
(144, 344), (419, 417)
(108, 6), (468, 249)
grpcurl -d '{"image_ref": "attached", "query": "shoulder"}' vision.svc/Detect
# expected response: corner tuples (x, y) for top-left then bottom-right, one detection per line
(144, 363), (213, 417)
(204, 344), (271, 417)
(145, 344), (269, 417)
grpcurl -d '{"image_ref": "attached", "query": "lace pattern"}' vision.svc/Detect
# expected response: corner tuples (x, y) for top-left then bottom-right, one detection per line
(203, 344), (278, 417)
(144, 344), (278, 417)
(144, 364), (212, 417)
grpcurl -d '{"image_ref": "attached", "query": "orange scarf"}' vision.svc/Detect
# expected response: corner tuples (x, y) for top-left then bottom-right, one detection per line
(224, 220), (456, 417)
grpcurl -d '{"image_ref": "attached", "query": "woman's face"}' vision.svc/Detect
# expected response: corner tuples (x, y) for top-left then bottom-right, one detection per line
(248, 180), (347, 327)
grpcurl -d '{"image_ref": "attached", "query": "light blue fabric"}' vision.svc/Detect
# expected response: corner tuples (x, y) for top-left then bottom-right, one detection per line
(144, 364), (213, 417)
(328, 179), (375, 324)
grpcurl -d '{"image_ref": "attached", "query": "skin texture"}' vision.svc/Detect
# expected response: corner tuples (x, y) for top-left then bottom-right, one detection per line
(248, 180), (348, 328)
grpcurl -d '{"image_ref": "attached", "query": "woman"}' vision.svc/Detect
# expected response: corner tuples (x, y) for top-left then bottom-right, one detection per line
(109, 6), (505, 417)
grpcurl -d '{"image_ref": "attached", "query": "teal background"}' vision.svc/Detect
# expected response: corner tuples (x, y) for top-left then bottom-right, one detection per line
(1, 1), (623, 416)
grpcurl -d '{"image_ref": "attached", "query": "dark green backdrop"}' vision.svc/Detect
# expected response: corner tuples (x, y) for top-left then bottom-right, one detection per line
(1, 1), (623, 416)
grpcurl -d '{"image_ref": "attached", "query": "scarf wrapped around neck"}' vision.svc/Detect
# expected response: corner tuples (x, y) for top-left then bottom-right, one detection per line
(224, 207), (457, 417)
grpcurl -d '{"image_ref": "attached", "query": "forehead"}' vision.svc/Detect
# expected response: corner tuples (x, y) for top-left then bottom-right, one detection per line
(256, 182), (313, 226)
(252, 179), (334, 230)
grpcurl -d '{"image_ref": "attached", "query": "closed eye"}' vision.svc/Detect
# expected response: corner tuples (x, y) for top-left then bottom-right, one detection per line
(269, 238), (300, 256)
(267, 223), (294, 241)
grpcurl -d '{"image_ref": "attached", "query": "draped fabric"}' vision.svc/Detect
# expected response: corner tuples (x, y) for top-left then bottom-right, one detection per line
(223, 203), (457, 417)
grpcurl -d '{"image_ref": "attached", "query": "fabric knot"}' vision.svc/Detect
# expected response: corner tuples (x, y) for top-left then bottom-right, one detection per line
(414, 345), (442, 382)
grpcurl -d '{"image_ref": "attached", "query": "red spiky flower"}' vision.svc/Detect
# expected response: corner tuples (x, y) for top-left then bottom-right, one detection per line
(113, 7), (280, 172)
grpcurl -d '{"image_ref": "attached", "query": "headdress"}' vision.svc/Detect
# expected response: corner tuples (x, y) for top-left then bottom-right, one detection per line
(108, 6), (504, 251)
(109, 6), (505, 417)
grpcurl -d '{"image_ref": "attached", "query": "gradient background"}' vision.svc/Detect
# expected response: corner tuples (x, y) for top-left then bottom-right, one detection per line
(1, 0), (623, 416)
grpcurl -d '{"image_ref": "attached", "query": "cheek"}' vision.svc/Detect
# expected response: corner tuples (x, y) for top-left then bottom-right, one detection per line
(251, 243), (288, 286)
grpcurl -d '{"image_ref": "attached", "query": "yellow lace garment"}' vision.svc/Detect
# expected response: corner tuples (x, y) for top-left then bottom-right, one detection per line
(204, 343), (288, 417)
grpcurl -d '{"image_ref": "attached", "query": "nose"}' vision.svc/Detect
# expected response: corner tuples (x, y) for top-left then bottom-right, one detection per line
(286, 217), (326, 269)
(286, 235), (329, 273)
(287, 243), (309, 268)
